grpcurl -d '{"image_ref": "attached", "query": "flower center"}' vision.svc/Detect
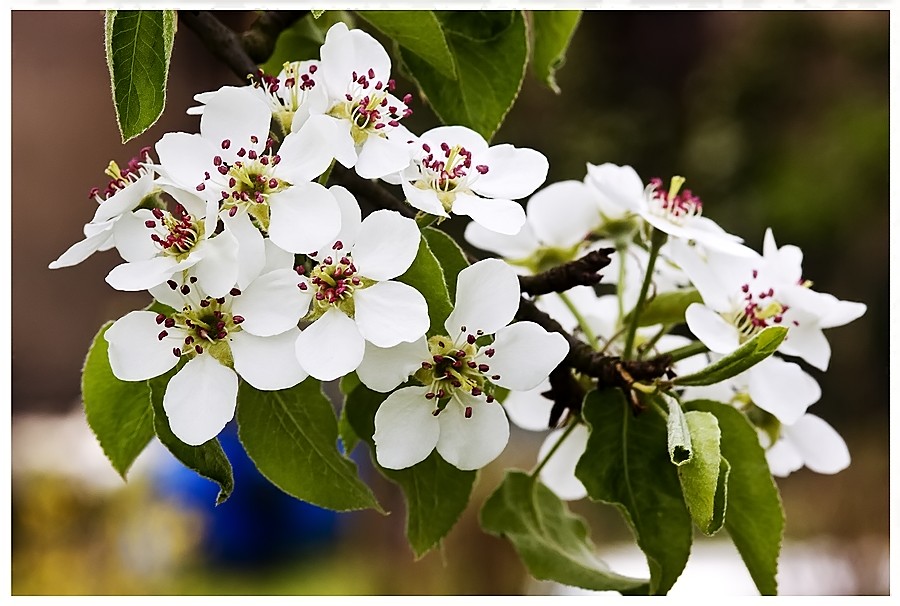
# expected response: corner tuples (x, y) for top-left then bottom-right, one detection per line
(158, 279), (246, 367)
(327, 68), (413, 145)
(144, 204), (204, 259)
(730, 269), (797, 341)
(257, 61), (318, 133)
(195, 137), (290, 230)
(305, 246), (372, 320)
(90, 147), (154, 202)
(645, 176), (703, 226)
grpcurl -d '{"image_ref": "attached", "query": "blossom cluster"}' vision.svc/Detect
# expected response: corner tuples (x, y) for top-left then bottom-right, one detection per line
(53, 21), (865, 488)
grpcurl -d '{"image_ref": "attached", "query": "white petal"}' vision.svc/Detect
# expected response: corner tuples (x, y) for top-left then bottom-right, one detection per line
(320, 22), (391, 100)
(481, 322), (568, 391)
(354, 281), (429, 347)
(191, 231), (239, 298)
(402, 179), (447, 216)
(419, 126), (489, 156)
(351, 210), (420, 281)
(301, 114), (357, 168)
(92, 172), (156, 223)
(538, 425), (589, 501)
(746, 357), (820, 425)
(685, 303), (741, 354)
(155, 132), (216, 192)
(295, 308), (365, 381)
(765, 437), (804, 477)
(502, 379), (554, 431)
(674, 217), (756, 257)
(232, 268), (310, 337)
(527, 181), (600, 248)
(200, 87), (270, 163)
(267, 182), (342, 254)
(473, 144), (548, 200)
(223, 211), (266, 289)
(355, 135), (414, 180)
(814, 293), (867, 329)
(330, 185), (362, 252)
(357, 337), (430, 393)
(105, 311), (182, 381)
(778, 325), (831, 371)
(445, 258), (520, 336)
(451, 193), (526, 236)
(48, 228), (113, 269)
(665, 239), (739, 313)
(464, 218), (539, 260)
(149, 280), (187, 310)
(165, 185), (210, 224)
(112, 210), (159, 262)
(784, 414), (851, 475)
(163, 355), (238, 446)
(230, 328), (308, 391)
(105, 256), (194, 292)
(584, 163), (645, 213)
(373, 386), (439, 470)
(274, 124), (336, 183)
(436, 395), (509, 470)
(261, 238), (295, 274)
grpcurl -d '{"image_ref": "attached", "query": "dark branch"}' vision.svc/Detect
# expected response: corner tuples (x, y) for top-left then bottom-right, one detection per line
(519, 248), (615, 296)
(330, 165), (416, 219)
(242, 11), (309, 64)
(543, 365), (586, 428)
(179, 11), (259, 82)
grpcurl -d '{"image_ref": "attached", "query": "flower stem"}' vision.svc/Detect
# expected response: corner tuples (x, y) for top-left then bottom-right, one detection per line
(637, 323), (672, 360)
(317, 159), (335, 186)
(660, 340), (709, 364)
(622, 228), (666, 360)
(557, 291), (600, 350)
(615, 242), (627, 325)
(530, 421), (580, 479)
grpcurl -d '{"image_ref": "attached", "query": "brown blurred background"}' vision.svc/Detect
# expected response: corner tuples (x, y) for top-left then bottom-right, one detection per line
(11, 10), (889, 595)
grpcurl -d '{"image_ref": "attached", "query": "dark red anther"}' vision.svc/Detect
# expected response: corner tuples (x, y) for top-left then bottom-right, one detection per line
(157, 330), (168, 341)
(196, 183), (206, 192)
(425, 392), (435, 400)
(229, 206), (239, 217)
(195, 345), (204, 354)
(476, 165), (489, 174)
(486, 395), (495, 403)
(229, 288), (242, 296)
(217, 165), (228, 175)
(232, 315), (245, 324)
(433, 354), (445, 363)
(421, 362), (433, 369)
(491, 374), (500, 380)
(402, 93), (412, 104)
(152, 208), (165, 219)
(298, 282), (308, 291)
(237, 148), (246, 158)
(485, 348), (495, 358)
(464, 407), (473, 419)
(478, 364), (490, 373)
(167, 280), (178, 290)
(221, 139), (231, 149)
(144, 220), (157, 229)
(155, 313), (166, 324)
(164, 318), (176, 328)
(467, 361), (477, 369)
(248, 150), (258, 160)
(172, 347), (181, 357)
(268, 178), (278, 189)
(471, 386), (482, 396)
(466, 334), (476, 344)
(213, 156), (222, 166)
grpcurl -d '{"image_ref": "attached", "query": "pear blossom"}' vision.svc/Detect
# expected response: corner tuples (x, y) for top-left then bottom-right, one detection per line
(294, 206), (428, 381)
(591, 164), (753, 256)
(155, 86), (341, 269)
(360, 259), (569, 471)
(301, 22), (415, 180)
(761, 413), (850, 477)
(464, 178), (602, 272)
(49, 149), (159, 269)
(398, 125), (548, 235)
(669, 233), (866, 371)
(105, 264), (311, 446)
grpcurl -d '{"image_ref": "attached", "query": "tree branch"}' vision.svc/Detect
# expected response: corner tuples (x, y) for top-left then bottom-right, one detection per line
(519, 248), (614, 296)
(330, 164), (416, 219)
(242, 11), (309, 64)
(179, 11), (260, 82)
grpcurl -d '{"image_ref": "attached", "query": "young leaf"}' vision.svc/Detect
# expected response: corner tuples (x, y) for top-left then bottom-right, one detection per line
(82, 322), (155, 478)
(357, 11), (457, 80)
(237, 379), (380, 512)
(623, 289), (703, 328)
(685, 400), (784, 595)
(672, 326), (788, 387)
(400, 11), (529, 140)
(421, 226), (470, 302)
(677, 411), (723, 534)
(259, 11), (352, 74)
(664, 394), (693, 465)
(480, 471), (649, 594)
(148, 372), (234, 505)
(344, 384), (475, 558)
(396, 235), (454, 336)
(105, 10), (177, 142)
(530, 10), (581, 94)
(575, 389), (692, 595)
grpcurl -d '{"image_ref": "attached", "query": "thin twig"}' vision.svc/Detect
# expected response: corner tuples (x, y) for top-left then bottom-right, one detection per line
(519, 248), (614, 296)
(179, 11), (260, 82)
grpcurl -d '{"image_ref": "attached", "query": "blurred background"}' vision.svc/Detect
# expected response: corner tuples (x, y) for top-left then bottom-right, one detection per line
(11, 10), (889, 595)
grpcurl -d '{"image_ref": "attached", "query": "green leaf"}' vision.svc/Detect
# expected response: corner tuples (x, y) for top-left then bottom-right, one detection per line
(421, 226), (470, 302)
(685, 400), (784, 595)
(357, 11), (457, 79)
(710, 457), (730, 535)
(672, 326), (788, 387)
(623, 289), (703, 328)
(575, 389), (692, 595)
(664, 394), (692, 465)
(82, 323), (155, 478)
(530, 10), (581, 94)
(105, 10), (176, 142)
(480, 471), (649, 594)
(312, 10), (325, 19)
(148, 371), (234, 505)
(401, 11), (529, 140)
(344, 384), (475, 557)
(396, 235), (454, 335)
(237, 379), (380, 511)
(677, 411), (723, 534)
(337, 401), (360, 455)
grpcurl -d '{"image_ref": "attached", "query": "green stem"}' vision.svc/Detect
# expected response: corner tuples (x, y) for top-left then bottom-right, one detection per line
(615, 242), (627, 326)
(660, 340), (709, 364)
(530, 421), (580, 479)
(415, 212), (438, 229)
(622, 228), (666, 360)
(317, 159), (335, 186)
(637, 323), (672, 360)
(557, 291), (600, 350)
